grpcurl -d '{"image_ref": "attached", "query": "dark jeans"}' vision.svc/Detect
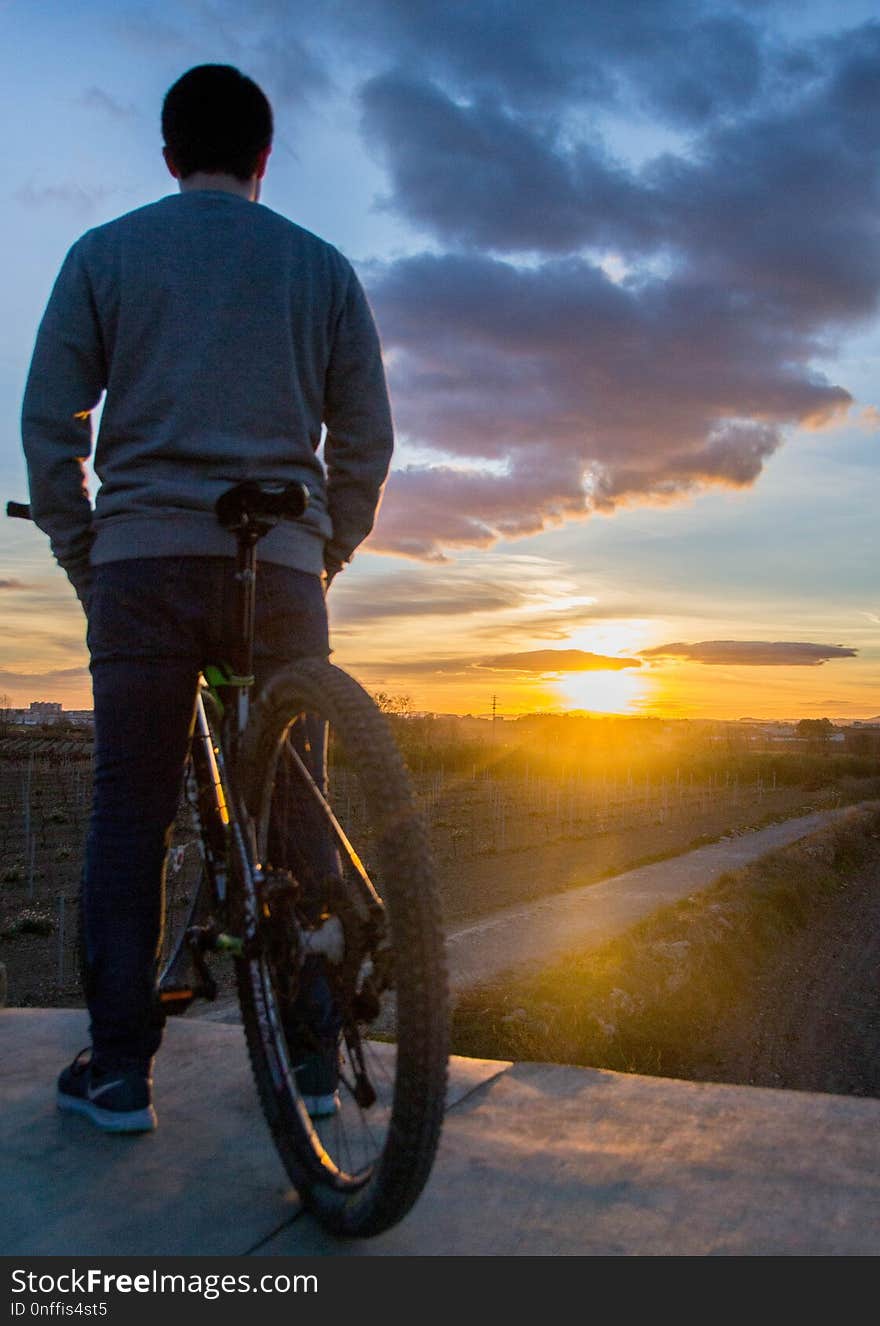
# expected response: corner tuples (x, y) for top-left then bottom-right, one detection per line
(84, 556), (332, 1069)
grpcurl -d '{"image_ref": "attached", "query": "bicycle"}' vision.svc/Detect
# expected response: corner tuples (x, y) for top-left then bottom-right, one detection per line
(6, 486), (449, 1237)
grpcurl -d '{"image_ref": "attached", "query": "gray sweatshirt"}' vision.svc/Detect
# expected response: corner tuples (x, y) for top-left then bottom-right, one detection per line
(21, 190), (394, 603)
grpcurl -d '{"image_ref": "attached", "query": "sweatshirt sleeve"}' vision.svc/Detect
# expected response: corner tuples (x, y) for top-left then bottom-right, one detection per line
(322, 266), (394, 572)
(21, 239), (106, 606)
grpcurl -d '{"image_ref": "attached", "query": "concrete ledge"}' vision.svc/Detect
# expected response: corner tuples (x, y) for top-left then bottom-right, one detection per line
(2, 1008), (878, 1256)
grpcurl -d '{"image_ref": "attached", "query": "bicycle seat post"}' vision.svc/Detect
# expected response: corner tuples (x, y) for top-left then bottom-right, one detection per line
(234, 520), (259, 736)
(214, 480), (310, 737)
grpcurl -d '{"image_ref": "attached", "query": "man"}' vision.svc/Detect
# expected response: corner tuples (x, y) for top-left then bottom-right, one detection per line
(21, 64), (394, 1132)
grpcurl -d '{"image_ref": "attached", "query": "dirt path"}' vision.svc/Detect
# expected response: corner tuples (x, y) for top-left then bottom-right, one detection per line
(444, 803), (875, 992)
(435, 781), (867, 925)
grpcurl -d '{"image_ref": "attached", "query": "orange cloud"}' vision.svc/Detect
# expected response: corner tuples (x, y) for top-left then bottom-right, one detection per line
(480, 648), (641, 673)
(641, 640), (857, 666)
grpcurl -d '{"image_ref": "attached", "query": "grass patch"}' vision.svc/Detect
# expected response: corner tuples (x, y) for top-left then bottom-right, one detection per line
(1, 908), (55, 938)
(451, 804), (880, 1081)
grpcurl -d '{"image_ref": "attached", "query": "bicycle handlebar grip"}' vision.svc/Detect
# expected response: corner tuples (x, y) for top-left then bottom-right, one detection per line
(6, 501), (32, 520)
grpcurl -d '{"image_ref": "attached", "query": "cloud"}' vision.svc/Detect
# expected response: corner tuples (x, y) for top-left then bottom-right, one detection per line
(367, 251), (849, 557)
(331, 566), (528, 623)
(640, 641), (858, 666)
(111, 8), (191, 55)
(337, 0), (766, 124)
(466, 602), (658, 643)
(0, 663), (92, 705)
(361, 73), (658, 254)
(79, 87), (138, 119)
(340, 12), (880, 559)
(0, 579), (27, 590)
(113, 4), (332, 112)
(480, 649), (641, 673)
(0, 666), (89, 683)
(250, 30), (333, 108)
(60, 2), (877, 568)
(371, 451), (589, 559)
(330, 553), (582, 625)
(14, 181), (118, 215)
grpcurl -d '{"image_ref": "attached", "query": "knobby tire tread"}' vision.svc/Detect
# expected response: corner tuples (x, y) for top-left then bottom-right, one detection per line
(235, 657), (449, 1237)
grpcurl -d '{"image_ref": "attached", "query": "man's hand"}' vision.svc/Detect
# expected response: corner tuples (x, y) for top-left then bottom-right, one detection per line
(323, 553), (343, 594)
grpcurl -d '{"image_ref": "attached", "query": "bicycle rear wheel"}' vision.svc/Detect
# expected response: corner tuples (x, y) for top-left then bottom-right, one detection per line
(237, 657), (449, 1237)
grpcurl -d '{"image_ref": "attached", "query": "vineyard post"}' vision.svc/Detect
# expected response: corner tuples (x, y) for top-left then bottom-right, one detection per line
(23, 751), (33, 874)
(27, 832), (36, 900)
(57, 894), (65, 985)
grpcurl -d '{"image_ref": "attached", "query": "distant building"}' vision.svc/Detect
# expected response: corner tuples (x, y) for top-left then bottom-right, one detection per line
(27, 701), (63, 723)
(64, 710), (94, 729)
(3, 702), (93, 729)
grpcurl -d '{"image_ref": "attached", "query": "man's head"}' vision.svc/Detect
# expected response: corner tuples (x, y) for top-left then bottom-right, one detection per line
(161, 65), (273, 184)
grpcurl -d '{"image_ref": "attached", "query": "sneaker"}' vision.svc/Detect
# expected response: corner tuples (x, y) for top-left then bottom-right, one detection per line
(300, 1090), (341, 1119)
(57, 1049), (157, 1133)
(294, 1048), (340, 1118)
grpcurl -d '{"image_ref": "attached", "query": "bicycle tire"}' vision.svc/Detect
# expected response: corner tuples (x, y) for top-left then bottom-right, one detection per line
(236, 657), (449, 1237)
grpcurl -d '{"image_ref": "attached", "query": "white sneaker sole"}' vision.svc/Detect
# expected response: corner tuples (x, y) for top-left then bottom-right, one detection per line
(58, 1092), (157, 1133)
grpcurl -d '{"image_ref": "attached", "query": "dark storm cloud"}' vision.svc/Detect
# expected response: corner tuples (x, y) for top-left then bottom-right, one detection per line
(641, 641), (859, 665)
(361, 74), (659, 253)
(360, 28), (880, 314)
(334, 0), (765, 124)
(481, 649), (642, 673)
(354, 17), (879, 557)
(366, 253), (847, 557)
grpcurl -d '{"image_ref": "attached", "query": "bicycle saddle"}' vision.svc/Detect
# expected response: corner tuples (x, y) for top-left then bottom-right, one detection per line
(215, 480), (310, 534)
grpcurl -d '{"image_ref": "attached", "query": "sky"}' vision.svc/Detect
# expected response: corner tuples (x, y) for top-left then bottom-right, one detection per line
(1, 0), (878, 720)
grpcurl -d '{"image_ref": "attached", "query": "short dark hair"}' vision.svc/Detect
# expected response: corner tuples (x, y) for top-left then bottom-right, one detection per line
(162, 65), (273, 181)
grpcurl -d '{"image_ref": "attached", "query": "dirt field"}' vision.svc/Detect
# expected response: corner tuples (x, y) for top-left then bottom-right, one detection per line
(705, 851), (880, 1097)
(1, 731), (879, 1014)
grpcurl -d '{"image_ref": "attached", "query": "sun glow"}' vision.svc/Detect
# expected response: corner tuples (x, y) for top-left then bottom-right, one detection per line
(565, 620), (653, 657)
(554, 667), (653, 714)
